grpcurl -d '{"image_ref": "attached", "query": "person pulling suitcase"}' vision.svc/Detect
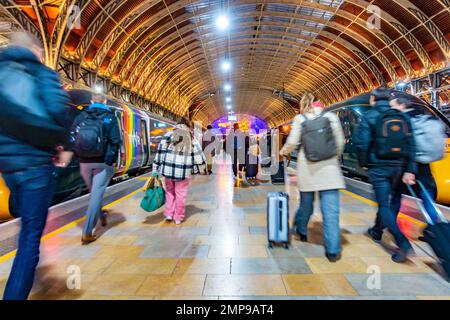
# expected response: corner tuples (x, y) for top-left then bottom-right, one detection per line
(407, 182), (450, 281)
(280, 93), (345, 262)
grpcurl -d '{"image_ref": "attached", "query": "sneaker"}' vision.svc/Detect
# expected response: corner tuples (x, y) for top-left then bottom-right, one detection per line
(326, 253), (342, 263)
(81, 235), (97, 245)
(366, 228), (382, 243)
(175, 220), (182, 225)
(165, 216), (173, 222)
(391, 248), (412, 263)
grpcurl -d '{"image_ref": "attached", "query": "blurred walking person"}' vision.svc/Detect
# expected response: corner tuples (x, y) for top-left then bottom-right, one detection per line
(69, 93), (121, 245)
(368, 91), (446, 241)
(355, 87), (416, 263)
(246, 134), (260, 185)
(281, 94), (345, 262)
(0, 32), (71, 300)
(152, 118), (206, 225)
(226, 123), (247, 180)
(202, 125), (216, 174)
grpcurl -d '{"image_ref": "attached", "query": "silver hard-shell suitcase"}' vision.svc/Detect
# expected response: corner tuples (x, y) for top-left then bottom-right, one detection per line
(267, 192), (290, 249)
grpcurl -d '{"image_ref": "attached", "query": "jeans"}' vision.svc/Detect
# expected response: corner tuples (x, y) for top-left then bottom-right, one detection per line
(2, 165), (56, 300)
(373, 163), (437, 235)
(368, 167), (412, 251)
(164, 178), (190, 221)
(295, 190), (341, 255)
(80, 163), (115, 237)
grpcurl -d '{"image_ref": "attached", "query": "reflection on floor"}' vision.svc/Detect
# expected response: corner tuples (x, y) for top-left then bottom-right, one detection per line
(0, 160), (450, 300)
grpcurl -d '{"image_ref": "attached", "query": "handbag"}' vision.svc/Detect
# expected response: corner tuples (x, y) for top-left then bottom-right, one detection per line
(140, 176), (165, 213)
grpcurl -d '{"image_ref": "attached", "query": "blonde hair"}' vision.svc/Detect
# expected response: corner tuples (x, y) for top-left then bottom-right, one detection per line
(300, 92), (315, 113)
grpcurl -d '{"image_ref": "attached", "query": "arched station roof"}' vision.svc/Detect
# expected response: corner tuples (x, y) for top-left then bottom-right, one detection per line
(1, 0), (449, 126)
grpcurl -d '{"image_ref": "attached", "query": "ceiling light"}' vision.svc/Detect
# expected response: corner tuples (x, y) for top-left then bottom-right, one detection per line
(226, 97), (231, 102)
(224, 83), (231, 91)
(227, 105), (232, 110)
(216, 14), (230, 31)
(221, 60), (231, 72)
(94, 85), (103, 93)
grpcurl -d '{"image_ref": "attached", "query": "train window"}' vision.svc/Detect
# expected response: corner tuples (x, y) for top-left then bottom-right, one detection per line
(115, 111), (126, 168)
(348, 110), (361, 134)
(149, 119), (174, 161)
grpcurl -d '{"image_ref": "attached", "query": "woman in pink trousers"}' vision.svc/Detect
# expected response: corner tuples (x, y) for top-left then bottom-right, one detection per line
(152, 118), (206, 224)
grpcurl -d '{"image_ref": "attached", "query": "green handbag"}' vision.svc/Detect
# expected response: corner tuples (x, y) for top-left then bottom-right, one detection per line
(140, 176), (165, 212)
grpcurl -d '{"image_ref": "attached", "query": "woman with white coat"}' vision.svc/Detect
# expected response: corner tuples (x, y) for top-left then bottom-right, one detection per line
(281, 92), (345, 262)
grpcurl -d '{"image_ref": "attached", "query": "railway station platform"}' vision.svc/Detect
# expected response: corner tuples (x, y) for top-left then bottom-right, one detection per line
(1, 161), (449, 300)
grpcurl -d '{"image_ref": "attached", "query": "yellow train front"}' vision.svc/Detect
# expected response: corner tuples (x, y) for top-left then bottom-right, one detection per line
(0, 175), (10, 221)
(280, 91), (450, 205)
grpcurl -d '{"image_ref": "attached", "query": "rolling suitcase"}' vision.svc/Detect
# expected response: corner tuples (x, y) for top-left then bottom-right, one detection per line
(407, 182), (450, 281)
(267, 192), (290, 249)
(271, 161), (285, 185)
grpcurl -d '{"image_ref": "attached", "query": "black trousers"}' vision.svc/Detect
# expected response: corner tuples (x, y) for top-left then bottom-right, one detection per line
(232, 149), (245, 177)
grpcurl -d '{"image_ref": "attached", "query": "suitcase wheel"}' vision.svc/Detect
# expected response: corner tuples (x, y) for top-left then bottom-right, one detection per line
(283, 243), (289, 250)
(268, 242), (274, 249)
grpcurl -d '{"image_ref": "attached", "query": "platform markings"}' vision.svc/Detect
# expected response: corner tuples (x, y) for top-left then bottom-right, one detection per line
(0, 187), (144, 264)
(341, 189), (426, 228)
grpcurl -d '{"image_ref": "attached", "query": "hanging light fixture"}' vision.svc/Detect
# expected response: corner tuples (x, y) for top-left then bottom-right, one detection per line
(216, 14), (230, 31)
(221, 60), (231, 72)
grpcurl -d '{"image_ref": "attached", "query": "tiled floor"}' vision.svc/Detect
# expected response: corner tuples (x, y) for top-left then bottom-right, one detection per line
(0, 160), (450, 300)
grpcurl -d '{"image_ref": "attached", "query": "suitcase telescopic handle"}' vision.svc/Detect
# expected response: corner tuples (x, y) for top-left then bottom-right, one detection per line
(279, 201), (283, 231)
(406, 183), (434, 225)
(416, 181), (447, 223)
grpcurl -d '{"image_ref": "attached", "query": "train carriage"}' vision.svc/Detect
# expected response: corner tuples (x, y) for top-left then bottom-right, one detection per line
(0, 89), (175, 221)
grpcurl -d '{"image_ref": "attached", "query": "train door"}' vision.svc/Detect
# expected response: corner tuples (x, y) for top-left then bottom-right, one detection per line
(346, 109), (362, 173)
(336, 108), (361, 174)
(115, 110), (127, 172)
(138, 118), (150, 168)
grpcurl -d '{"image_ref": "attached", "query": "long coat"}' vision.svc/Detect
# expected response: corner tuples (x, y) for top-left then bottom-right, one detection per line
(281, 110), (346, 192)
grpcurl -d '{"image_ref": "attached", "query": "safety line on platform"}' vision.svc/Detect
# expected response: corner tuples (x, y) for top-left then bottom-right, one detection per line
(0, 187), (144, 264)
(341, 189), (426, 228)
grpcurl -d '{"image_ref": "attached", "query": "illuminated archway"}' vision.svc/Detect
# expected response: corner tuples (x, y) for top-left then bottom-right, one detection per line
(212, 114), (269, 134)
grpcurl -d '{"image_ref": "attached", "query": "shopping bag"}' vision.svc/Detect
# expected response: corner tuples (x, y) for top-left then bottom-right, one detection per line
(140, 176), (165, 212)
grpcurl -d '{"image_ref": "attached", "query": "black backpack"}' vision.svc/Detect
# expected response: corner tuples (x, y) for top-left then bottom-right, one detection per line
(74, 113), (106, 158)
(374, 109), (410, 160)
(301, 113), (337, 162)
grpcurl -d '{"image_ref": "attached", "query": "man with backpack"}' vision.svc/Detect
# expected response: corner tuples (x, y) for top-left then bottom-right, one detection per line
(368, 92), (447, 242)
(390, 92), (446, 199)
(0, 32), (71, 300)
(70, 92), (121, 244)
(355, 87), (417, 263)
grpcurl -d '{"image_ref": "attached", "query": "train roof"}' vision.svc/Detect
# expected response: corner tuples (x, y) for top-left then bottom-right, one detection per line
(67, 89), (175, 125)
(328, 90), (434, 111)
